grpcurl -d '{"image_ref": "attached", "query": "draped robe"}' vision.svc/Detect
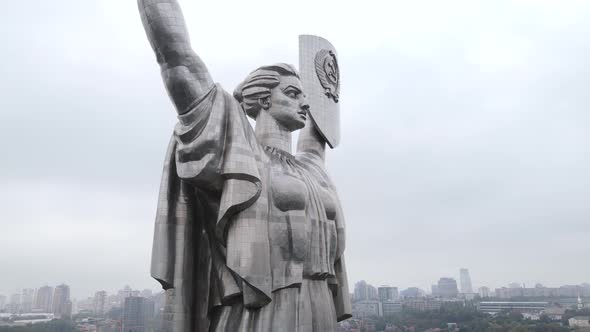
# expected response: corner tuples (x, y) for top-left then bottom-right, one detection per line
(151, 84), (352, 331)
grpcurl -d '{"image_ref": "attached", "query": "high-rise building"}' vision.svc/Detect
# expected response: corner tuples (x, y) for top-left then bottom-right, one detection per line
(35, 286), (53, 312)
(437, 278), (459, 298)
(478, 286), (490, 298)
(354, 281), (379, 301)
(459, 268), (473, 294)
(52, 284), (72, 319)
(8, 293), (21, 313)
(378, 286), (398, 302)
(93, 291), (107, 316)
(367, 285), (378, 300)
(143, 298), (155, 321)
(431, 285), (439, 297)
(122, 297), (148, 332)
(21, 289), (35, 313)
(354, 281), (369, 301)
(118, 285), (133, 305)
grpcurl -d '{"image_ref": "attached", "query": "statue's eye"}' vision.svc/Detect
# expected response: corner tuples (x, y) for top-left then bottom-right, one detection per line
(282, 86), (302, 99)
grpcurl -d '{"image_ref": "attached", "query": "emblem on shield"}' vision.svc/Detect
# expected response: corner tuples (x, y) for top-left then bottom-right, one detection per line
(315, 49), (340, 103)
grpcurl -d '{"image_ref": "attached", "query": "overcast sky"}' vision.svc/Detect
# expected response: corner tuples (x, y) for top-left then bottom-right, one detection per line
(1, 0), (589, 300)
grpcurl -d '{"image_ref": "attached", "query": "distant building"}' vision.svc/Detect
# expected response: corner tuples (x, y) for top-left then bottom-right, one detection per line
(459, 269), (473, 294)
(354, 281), (369, 301)
(508, 282), (523, 289)
(478, 287), (490, 298)
(21, 289), (35, 313)
(0, 295), (6, 311)
(354, 281), (378, 301)
(431, 285), (439, 297)
(494, 284), (590, 299)
(437, 278), (459, 298)
(495, 287), (531, 299)
(93, 291), (107, 316)
(367, 285), (378, 301)
(403, 298), (442, 311)
(122, 297), (149, 332)
(568, 316), (590, 328)
(74, 297), (94, 313)
(477, 301), (547, 314)
(118, 285), (133, 305)
(140, 289), (152, 299)
(401, 287), (423, 298)
(144, 298), (155, 322)
(380, 301), (402, 316)
(352, 300), (380, 319)
(8, 293), (21, 313)
(106, 294), (119, 312)
(558, 285), (583, 297)
(378, 286), (398, 302)
(542, 306), (566, 320)
(34, 286), (53, 312)
(52, 284), (72, 319)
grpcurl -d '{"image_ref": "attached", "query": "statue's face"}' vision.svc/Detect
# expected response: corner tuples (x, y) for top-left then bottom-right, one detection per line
(266, 75), (309, 131)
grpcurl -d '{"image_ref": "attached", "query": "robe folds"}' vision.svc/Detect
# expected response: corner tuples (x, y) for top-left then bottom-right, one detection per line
(151, 84), (352, 331)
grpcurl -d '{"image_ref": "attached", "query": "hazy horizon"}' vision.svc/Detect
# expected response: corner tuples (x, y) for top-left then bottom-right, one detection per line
(1, 0), (590, 300)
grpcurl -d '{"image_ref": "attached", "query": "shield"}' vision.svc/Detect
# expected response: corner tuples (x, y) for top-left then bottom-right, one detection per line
(299, 35), (340, 148)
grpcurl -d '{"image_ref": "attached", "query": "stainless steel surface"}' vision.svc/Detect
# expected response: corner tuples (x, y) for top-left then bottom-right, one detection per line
(299, 35), (341, 148)
(138, 1), (351, 330)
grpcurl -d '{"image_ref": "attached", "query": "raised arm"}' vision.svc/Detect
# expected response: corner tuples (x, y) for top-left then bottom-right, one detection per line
(138, 0), (214, 114)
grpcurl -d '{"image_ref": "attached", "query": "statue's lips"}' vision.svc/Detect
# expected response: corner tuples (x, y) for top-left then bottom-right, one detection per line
(298, 110), (307, 119)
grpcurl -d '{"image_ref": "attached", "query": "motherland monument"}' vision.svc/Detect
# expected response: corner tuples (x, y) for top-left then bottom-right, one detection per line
(138, 0), (352, 330)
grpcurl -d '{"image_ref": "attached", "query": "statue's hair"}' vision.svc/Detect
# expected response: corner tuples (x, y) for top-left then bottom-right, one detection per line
(234, 63), (299, 119)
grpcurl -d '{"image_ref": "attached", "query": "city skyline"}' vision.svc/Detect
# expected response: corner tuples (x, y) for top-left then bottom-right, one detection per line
(3, 282), (587, 330)
(2, 0), (590, 300)
(2, 271), (589, 302)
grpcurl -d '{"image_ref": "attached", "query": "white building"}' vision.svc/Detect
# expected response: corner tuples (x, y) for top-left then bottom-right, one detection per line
(568, 316), (590, 328)
(542, 306), (566, 321)
(478, 287), (490, 298)
(459, 268), (473, 294)
(378, 286), (399, 302)
(352, 300), (380, 318)
(477, 301), (547, 314)
(380, 301), (402, 316)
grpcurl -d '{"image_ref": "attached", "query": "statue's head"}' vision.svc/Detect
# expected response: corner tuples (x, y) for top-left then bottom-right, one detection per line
(234, 63), (309, 131)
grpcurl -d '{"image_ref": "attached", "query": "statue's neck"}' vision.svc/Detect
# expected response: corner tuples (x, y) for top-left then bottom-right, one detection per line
(255, 111), (292, 153)
(296, 118), (326, 160)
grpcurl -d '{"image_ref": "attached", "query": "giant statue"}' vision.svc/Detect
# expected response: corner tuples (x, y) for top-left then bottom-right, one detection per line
(138, 0), (351, 330)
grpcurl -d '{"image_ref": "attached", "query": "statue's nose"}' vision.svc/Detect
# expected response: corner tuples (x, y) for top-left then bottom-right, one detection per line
(300, 95), (310, 111)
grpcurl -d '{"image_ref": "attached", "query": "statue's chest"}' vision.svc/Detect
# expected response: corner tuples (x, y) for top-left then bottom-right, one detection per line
(261, 148), (339, 279)
(264, 150), (336, 220)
